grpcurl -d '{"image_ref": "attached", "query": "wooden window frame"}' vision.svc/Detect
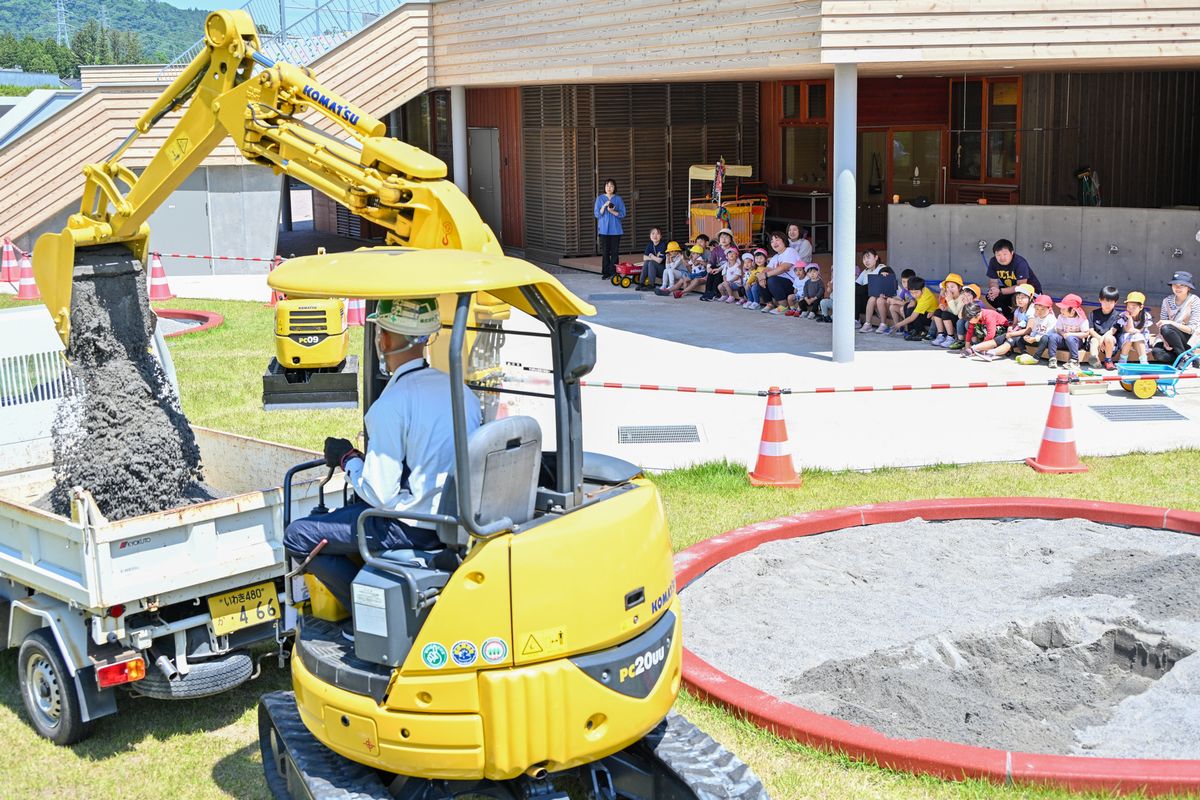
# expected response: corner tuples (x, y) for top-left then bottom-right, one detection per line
(947, 76), (1022, 187)
(779, 80), (833, 191)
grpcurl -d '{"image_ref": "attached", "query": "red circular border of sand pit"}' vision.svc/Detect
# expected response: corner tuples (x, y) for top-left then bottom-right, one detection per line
(675, 497), (1200, 796)
(154, 308), (224, 338)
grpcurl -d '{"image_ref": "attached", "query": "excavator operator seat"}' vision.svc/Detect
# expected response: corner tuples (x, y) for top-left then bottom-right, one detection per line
(436, 415), (542, 550)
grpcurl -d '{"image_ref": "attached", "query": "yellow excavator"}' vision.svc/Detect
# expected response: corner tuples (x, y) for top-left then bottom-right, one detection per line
(33, 10), (768, 799)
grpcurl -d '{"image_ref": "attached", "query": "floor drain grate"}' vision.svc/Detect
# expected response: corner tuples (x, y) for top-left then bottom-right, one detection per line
(618, 424), (701, 444)
(1091, 404), (1188, 422)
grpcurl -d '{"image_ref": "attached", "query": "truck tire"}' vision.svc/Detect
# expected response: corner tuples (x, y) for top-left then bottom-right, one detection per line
(133, 650), (253, 700)
(643, 712), (770, 800)
(18, 629), (94, 745)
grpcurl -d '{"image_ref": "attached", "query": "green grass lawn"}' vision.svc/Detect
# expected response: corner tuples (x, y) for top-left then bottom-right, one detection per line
(0, 296), (1196, 799)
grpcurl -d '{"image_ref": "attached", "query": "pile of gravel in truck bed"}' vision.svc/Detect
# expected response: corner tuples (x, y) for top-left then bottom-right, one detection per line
(49, 246), (208, 520)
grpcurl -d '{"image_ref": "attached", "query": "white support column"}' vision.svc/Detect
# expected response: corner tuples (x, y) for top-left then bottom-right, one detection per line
(832, 63), (858, 363)
(450, 85), (468, 195)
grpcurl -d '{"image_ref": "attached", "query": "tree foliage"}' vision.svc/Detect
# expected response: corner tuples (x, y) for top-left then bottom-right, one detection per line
(0, 0), (205, 65)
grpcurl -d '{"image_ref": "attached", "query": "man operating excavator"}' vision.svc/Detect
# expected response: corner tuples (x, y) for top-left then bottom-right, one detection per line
(283, 298), (481, 617)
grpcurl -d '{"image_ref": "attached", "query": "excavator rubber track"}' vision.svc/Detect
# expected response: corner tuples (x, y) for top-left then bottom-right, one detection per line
(258, 691), (770, 800)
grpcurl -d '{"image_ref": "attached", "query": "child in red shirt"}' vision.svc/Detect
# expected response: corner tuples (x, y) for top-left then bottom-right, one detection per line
(961, 303), (1009, 359)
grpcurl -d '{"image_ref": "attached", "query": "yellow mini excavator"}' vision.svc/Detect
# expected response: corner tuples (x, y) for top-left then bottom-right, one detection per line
(33, 10), (769, 799)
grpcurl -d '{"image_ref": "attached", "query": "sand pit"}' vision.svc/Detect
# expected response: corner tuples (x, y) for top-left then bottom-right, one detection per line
(49, 247), (206, 520)
(682, 516), (1200, 760)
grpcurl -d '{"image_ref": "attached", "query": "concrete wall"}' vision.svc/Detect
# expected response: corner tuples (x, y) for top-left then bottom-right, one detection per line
(887, 204), (1200, 296)
(14, 165), (281, 277)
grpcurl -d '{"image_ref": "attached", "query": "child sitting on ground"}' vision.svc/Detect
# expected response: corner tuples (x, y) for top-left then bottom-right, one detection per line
(1118, 291), (1154, 365)
(962, 302), (1010, 360)
(744, 249), (767, 309)
(655, 241), (686, 294)
(882, 269), (916, 334)
(930, 273), (963, 346)
(797, 264), (825, 318)
(985, 284), (1035, 359)
(1044, 294), (1090, 369)
(665, 244), (709, 298)
(898, 277), (938, 341)
(861, 266), (896, 333)
(717, 247), (744, 303)
(1086, 286), (1122, 370)
(1022, 294), (1058, 363)
(949, 284), (985, 351)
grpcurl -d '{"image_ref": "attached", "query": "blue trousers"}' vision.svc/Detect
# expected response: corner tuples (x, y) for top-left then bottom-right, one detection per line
(1040, 331), (1080, 360)
(284, 502), (440, 612)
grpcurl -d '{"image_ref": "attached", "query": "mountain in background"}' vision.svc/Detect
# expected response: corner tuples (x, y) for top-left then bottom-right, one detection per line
(0, 0), (208, 62)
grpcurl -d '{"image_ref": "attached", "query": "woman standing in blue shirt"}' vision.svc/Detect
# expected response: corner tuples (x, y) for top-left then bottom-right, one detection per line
(594, 179), (626, 279)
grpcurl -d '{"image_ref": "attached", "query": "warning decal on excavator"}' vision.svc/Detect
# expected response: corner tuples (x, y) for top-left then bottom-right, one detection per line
(521, 626), (566, 658)
(169, 136), (190, 162)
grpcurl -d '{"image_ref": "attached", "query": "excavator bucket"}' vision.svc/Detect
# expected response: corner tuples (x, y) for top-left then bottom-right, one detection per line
(32, 230), (79, 347)
(33, 226), (149, 347)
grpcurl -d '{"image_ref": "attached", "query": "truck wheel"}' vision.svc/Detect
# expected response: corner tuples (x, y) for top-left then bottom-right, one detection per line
(133, 650), (253, 700)
(643, 712), (770, 799)
(18, 629), (93, 745)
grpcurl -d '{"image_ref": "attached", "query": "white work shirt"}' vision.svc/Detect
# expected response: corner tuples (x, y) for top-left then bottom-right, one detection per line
(344, 359), (481, 527)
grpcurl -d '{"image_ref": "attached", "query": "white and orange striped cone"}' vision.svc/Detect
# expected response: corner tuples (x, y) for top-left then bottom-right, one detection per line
(16, 253), (39, 300)
(147, 253), (174, 301)
(748, 386), (803, 487)
(1, 237), (18, 283)
(267, 255), (286, 306)
(1025, 375), (1088, 474)
(346, 298), (365, 327)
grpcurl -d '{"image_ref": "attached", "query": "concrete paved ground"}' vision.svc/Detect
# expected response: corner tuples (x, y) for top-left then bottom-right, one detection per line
(153, 264), (1200, 472)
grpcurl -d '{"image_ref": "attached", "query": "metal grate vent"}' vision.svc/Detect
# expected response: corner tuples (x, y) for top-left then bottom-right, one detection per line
(618, 425), (701, 444)
(1090, 404), (1188, 422)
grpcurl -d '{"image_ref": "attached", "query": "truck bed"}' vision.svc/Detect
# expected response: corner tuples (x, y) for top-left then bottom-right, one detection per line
(0, 427), (343, 611)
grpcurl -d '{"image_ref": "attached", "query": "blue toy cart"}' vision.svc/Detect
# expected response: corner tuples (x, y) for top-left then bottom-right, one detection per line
(1117, 345), (1200, 398)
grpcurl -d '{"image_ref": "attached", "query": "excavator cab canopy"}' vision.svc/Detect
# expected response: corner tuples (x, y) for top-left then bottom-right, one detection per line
(267, 247), (594, 319)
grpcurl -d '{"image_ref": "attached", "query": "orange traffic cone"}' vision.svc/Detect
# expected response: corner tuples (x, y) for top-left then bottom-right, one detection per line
(346, 298), (365, 327)
(1025, 375), (1088, 474)
(267, 255), (286, 307)
(16, 253), (39, 300)
(148, 253), (174, 301)
(1, 237), (17, 282)
(748, 387), (803, 487)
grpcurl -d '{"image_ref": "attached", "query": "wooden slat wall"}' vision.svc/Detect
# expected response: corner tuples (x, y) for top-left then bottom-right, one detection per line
(820, 1), (1200, 68)
(0, 85), (247, 240)
(1021, 71), (1200, 208)
(80, 64), (167, 88)
(521, 82), (759, 259)
(466, 87), (523, 248)
(431, 0), (821, 85)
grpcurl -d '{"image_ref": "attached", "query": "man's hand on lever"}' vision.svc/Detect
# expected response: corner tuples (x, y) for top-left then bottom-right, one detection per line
(323, 437), (363, 470)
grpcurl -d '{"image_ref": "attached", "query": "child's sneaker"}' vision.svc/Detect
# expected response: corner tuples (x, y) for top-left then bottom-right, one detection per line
(769, 307), (785, 315)
(928, 334), (944, 346)
(1139, 356), (1149, 365)
(875, 325), (891, 334)
(1103, 358), (1115, 371)
(806, 311), (816, 319)
(1049, 356), (1059, 368)
(947, 340), (965, 350)
(852, 320), (862, 329)
(1015, 353), (1037, 365)
(860, 324), (875, 333)
(672, 291), (683, 299)
(1066, 360), (1080, 372)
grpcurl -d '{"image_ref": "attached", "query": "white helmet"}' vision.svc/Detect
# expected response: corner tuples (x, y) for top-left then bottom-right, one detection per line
(366, 298), (441, 336)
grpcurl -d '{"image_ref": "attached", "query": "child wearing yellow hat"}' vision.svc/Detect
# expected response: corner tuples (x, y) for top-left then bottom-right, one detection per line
(930, 273), (963, 347)
(1118, 291), (1153, 365)
(654, 241), (687, 294)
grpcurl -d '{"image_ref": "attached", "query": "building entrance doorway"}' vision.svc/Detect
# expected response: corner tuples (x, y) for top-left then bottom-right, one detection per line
(468, 127), (502, 240)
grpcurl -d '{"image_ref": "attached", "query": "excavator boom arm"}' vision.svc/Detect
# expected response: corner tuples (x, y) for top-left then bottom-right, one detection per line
(35, 9), (497, 345)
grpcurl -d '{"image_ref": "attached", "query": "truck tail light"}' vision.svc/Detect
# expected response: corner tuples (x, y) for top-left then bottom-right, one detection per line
(96, 657), (146, 689)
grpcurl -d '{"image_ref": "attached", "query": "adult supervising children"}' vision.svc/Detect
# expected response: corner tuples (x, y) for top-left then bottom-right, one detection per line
(985, 239), (1042, 316)
(594, 179), (626, 280)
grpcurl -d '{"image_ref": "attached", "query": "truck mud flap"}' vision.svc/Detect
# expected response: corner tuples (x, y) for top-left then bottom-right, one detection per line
(258, 690), (392, 800)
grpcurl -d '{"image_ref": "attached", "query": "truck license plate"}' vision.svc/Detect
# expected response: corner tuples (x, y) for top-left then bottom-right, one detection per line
(207, 582), (280, 636)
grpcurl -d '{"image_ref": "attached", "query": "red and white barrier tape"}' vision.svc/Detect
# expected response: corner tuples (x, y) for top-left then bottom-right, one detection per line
(155, 252), (279, 263)
(502, 366), (1200, 397)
